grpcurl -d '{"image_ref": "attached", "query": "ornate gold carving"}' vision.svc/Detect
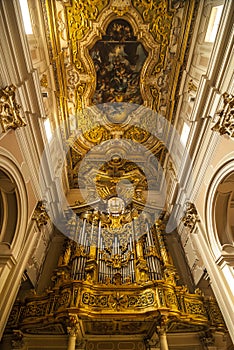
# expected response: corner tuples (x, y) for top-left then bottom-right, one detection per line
(101, 251), (133, 269)
(22, 301), (48, 319)
(109, 292), (128, 310)
(84, 125), (110, 144)
(67, 315), (81, 337)
(82, 290), (155, 310)
(132, 0), (173, 74)
(73, 244), (87, 258)
(51, 269), (71, 287)
(0, 85), (26, 132)
(40, 74), (48, 88)
(205, 297), (226, 329)
(147, 246), (161, 259)
(212, 92), (234, 137)
(54, 291), (71, 311)
(58, 239), (73, 267)
(181, 202), (199, 231)
(32, 201), (49, 229)
(66, 0), (108, 42)
(136, 257), (149, 283)
(155, 220), (171, 266)
(124, 125), (151, 143)
(82, 291), (109, 308)
(187, 79), (197, 93)
(8, 280), (226, 337)
(184, 298), (206, 317)
(128, 291), (155, 308)
(76, 83), (86, 113)
(111, 0), (131, 16)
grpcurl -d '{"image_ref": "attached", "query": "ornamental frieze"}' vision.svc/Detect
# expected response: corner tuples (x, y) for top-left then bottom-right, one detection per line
(7, 282), (226, 335)
(54, 291), (71, 311)
(21, 301), (48, 319)
(81, 290), (155, 310)
(184, 299), (206, 317)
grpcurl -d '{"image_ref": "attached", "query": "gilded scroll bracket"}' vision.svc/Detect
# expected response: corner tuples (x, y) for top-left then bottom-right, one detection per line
(181, 202), (199, 231)
(212, 92), (234, 138)
(0, 85), (26, 133)
(32, 201), (50, 230)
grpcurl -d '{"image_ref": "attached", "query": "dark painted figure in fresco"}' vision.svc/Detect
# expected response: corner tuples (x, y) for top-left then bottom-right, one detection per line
(90, 19), (148, 105)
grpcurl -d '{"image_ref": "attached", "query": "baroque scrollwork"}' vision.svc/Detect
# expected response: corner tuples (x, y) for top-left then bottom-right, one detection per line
(212, 92), (234, 137)
(185, 299), (206, 317)
(66, 0), (108, 47)
(32, 201), (49, 229)
(100, 250), (133, 269)
(0, 85), (26, 132)
(82, 290), (155, 310)
(133, 0), (173, 74)
(181, 202), (199, 231)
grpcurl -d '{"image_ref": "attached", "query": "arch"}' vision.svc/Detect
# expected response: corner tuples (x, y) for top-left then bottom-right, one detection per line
(0, 169), (17, 244)
(0, 148), (28, 259)
(206, 159), (234, 262)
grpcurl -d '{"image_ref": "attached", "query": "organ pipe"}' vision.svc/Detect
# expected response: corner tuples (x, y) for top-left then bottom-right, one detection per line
(65, 208), (172, 285)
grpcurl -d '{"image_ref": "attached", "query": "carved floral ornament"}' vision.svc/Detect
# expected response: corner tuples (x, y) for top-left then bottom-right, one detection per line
(0, 85), (26, 133)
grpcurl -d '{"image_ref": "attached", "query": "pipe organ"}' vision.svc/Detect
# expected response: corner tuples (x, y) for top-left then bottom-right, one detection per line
(63, 199), (164, 285)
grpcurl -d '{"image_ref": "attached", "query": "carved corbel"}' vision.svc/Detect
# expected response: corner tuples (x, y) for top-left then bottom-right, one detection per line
(0, 85), (26, 132)
(181, 202), (199, 231)
(212, 92), (234, 137)
(32, 200), (49, 230)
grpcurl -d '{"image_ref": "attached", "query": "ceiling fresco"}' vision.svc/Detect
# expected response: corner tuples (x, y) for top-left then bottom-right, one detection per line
(90, 19), (147, 104)
(43, 0), (195, 203)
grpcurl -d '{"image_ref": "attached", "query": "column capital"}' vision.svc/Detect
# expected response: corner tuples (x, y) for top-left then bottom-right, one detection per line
(156, 315), (169, 335)
(67, 314), (82, 338)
